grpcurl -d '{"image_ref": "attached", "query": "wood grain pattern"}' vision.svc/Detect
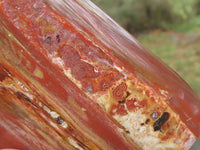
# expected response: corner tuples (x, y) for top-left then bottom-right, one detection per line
(0, 0), (199, 149)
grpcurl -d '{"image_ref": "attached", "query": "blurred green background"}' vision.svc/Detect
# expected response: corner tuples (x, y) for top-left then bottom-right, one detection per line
(92, 0), (200, 97)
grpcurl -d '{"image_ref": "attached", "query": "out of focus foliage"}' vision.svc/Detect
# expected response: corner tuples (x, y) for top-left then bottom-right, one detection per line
(92, 0), (200, 33)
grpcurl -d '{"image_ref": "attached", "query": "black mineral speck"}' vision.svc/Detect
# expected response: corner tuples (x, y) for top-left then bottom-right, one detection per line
(153, 112), (169, 131)
(55, 116), (64, 125)
(45, 36), (51, 44)
(56, 35), (60, 43)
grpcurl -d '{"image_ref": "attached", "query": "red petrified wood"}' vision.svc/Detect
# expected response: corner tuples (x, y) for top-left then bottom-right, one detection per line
(0, 0), (199, 150)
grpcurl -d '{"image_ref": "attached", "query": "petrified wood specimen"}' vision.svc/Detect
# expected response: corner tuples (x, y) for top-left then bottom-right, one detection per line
(0, 0), (200, 150)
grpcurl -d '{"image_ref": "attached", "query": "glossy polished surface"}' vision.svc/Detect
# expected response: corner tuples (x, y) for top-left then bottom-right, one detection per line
(0, 0), (199, 149)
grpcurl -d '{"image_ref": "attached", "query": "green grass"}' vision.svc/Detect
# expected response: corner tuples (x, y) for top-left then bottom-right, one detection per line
(170, 15), (200, 33)
(137, 16), (200, 97)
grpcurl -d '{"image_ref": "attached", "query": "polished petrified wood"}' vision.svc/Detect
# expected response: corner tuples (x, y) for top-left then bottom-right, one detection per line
(0, 0), (200, 150)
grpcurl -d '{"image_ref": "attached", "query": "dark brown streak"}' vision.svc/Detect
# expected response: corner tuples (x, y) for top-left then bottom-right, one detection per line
(16, 91), (38, 108)
(16, 91), (31, 102)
